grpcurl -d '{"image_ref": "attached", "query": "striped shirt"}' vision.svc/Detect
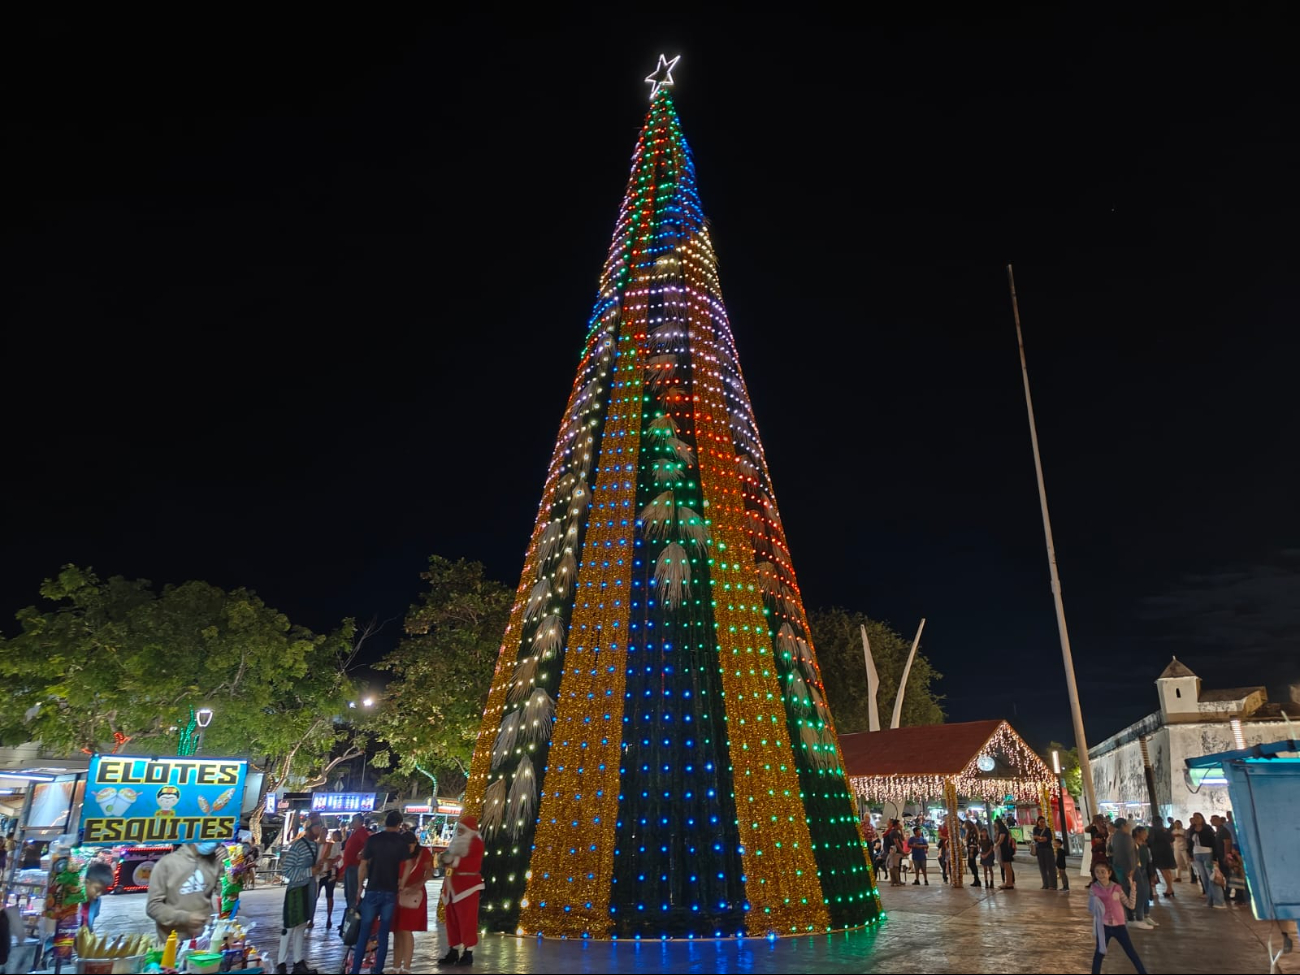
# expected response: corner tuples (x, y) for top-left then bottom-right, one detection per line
(281, 837), (318, 889)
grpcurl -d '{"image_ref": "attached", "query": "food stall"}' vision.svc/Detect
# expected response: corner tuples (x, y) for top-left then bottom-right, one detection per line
(403, 800), (462, 875)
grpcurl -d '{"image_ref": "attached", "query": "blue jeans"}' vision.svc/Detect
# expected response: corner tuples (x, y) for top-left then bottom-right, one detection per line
(350, 889), (396, 974)
(1193, 852), (1225, 907)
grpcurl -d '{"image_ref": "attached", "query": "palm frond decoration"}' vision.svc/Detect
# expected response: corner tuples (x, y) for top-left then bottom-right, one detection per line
(554, 471), (578, 502)
(775, 622), (814, 669)
(567, 482), (590, 519)
(480, 777), (507, 835)
(735, 453), (759, 482)
(531, 615), (566, 658)
(799, 722), (823, 764)
(798, 723), (836, 769)
(648, 323), (680, 350)
(523, 578), (551, 622)
(788, 675), (813, 710)
(653, 542), (691, 608)
(536, 521), (564, 562)
(753, 559), (778, 595)
(808, 681), (826, 711)
(762, 496), (784, 533)
(520, 688), (557, 747)
(505, 754), (538, 837)
(578, 376), (603, 408)
(663, 386), (688, 403)
(554, 551), (579, 593)
(491, 710), (521, 769)
(676, 506), (708, 552)
(508, 653), (540, 705)
(646, 353), (678, 387)
(653, 461), (683, 485)
(665, 437), (695, 468)
(647, 415), (678, 438)
(639, 491), (676, 542)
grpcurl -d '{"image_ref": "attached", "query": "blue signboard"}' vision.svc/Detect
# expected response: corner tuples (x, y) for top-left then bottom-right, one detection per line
(79, 755), (248, 845)
(311, 792), (376, 813)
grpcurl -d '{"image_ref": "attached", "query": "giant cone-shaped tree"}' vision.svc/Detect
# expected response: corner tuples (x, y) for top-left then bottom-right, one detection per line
(461, 73), (881, 940)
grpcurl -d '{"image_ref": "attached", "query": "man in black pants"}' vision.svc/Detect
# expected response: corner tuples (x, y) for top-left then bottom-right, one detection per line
(965, 818), (982, 887)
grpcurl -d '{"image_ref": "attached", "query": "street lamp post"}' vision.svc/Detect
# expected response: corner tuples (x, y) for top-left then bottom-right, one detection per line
(178, 707), (215, 757)
(1052, 750), (1070, 852)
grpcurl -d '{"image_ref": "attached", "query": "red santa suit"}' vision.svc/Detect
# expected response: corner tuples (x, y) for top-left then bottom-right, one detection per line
(439, 816), (485, 951)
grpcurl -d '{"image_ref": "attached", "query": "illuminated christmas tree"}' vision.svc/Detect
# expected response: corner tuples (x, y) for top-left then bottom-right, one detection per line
(461, 56), (881, 940)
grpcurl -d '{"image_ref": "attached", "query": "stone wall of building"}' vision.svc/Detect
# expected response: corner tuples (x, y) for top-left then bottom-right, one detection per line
(1090, 719), (1290, 824)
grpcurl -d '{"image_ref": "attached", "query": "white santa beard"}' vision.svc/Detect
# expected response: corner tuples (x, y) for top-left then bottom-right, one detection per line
(447, 830), (471, 860)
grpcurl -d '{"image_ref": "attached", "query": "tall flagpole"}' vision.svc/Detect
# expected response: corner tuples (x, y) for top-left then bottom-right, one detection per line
(1007, 264), (1097, 827)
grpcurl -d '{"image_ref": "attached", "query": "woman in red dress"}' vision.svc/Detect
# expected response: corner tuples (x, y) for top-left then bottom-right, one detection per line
(391, 831), (435, 975)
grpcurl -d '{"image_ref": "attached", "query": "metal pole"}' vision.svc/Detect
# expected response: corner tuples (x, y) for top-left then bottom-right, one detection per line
(1007, 264), (1097, 825)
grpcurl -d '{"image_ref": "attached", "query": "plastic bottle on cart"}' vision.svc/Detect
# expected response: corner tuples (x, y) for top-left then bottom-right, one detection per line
(161, 930), (179, 969)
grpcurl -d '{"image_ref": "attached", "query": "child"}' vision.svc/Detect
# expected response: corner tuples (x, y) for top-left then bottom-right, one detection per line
(1089, 862), (1148, 974)
(979, 828), (996, 889)
(1131, 827), (1155, 928)
(1054, 838), (1070, 892)
(909, 827), (930, 885)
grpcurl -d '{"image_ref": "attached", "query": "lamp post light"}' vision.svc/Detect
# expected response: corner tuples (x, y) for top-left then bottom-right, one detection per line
(178, 707), (214, 757)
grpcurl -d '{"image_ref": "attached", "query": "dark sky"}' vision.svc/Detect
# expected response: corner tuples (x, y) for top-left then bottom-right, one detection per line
(5, 10), (1297, 754)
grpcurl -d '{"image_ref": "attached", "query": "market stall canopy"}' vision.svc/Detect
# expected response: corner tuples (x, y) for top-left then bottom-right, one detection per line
(840, 718), (1055, 804)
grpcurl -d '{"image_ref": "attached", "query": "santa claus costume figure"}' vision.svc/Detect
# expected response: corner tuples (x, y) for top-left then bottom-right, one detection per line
(437, 815), (485, 967)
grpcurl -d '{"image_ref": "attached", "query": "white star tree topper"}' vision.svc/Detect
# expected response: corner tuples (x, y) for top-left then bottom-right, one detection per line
(645, 54), (681, 99)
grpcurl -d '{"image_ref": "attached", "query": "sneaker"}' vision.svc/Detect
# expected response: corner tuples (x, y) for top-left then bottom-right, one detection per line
(275, 965), (288, 975)
(454, 951), (474, 967)
(1212, 903), (1229, 909)
(289, 963), (317, 975)
(1146, 918), (1159, 927)
(437, 948), (461, 967)
(912, 880), (920, 885)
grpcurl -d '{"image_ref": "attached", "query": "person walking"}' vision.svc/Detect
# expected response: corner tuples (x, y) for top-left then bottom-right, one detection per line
(340, 813), (369, 921)
(1054, 838), (1071, 892)
(1085, 814), (1110, 873)
(1171, 819), (1191, 883)
(350, 810), (412, 975)
(909, 827), (930, 885)
(1032, 816), (1057, 890)
(979, 827), (996, 889)
(1089, 862), (1149, 974)
(1109, 819), (1138, 921)
(965, 818), (982, 887)
(276, 811), (324, 975)
(994, 817), (1016, 890)
(1148, 820), (1176, 898)
(317, 829), (344, 930)
(1187, 812), (1227, 909)
(883, 820), (904, 887)
(1130, 827), (1155, 929)
(937, 825), (950, 884)
(391, 829), (435, 974)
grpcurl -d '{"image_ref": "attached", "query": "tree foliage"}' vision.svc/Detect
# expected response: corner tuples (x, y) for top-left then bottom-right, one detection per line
(368, 556), (513, 796)
(0, 566), (365, 840)
(1045, 741), (1084, 797)
(805, 607), (945, 733)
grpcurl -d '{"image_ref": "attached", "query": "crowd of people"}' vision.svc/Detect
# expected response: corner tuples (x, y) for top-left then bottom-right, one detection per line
(1082, 810), (1249, 975)
(137, 808), (484, 974)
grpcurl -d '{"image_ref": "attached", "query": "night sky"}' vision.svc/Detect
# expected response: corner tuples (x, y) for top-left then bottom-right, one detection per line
(5, 11), (1297, 754)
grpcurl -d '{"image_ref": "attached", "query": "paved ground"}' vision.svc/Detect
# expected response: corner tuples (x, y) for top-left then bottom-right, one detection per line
(86, 875), (1297, 974)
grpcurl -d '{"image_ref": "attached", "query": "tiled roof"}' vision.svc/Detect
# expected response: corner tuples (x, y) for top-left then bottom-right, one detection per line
(1158, 657), (1199, 680)
(1198, 687), (1266, 703)
(839, 719), (1006, 777)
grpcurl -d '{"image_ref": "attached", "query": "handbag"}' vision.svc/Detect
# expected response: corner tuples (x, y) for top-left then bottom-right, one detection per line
(398, 855), (425, 909)
(339, 907), (361, 946)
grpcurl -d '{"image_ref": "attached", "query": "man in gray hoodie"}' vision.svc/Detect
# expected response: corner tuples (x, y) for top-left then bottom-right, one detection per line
(145, 841), (223, 943)
(1108, 818), (1138, 921)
